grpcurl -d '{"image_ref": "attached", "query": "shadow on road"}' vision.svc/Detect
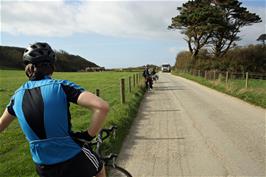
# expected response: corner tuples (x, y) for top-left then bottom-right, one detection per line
(144, 109), (181, 112)
(132, 136), (185, 141)
(153, 86), (187, 91)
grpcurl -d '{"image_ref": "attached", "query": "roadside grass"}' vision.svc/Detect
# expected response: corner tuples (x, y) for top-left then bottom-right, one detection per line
(173, 71), (266, 108)
(0, 70), (145, 177)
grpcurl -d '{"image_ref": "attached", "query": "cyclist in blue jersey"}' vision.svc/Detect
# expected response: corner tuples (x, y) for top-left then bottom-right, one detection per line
(0, 42), (109, 177)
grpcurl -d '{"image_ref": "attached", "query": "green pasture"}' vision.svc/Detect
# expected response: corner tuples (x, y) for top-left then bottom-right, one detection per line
(0, 70), (145, 177)
(173, 71), (266, 108)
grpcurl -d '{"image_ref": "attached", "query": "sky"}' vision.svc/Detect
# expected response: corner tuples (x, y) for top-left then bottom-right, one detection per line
(1, 0), (265, 68)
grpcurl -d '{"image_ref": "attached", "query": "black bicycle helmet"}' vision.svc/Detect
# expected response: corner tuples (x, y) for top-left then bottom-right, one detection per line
(23, 42), (56, 65)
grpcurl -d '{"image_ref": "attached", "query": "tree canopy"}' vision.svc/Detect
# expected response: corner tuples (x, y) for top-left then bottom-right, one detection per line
(210, 0), (261, 57)
(169, 0), (262, 59)
(257, 34), (266, 46)
(169, 0), (220, 59)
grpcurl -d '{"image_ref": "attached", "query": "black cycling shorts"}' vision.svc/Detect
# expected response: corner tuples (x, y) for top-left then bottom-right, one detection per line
(35, 147), (103, 177)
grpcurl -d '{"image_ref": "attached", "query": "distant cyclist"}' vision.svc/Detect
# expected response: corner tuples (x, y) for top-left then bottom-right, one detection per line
(142, 65), (153, 90)
(0, 42), (109, 177)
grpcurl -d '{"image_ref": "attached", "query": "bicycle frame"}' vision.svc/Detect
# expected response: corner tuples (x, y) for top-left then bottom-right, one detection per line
(72, 126), (132, 177)
(74, 126), (119, 164)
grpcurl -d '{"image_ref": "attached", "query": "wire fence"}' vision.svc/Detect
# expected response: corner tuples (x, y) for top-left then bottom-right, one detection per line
(93, 72), (144, 104)
(180, 69), (266, 89)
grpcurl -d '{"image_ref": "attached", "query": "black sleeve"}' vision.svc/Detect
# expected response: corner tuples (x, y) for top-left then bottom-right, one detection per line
(7, 99), (16, 117)
(62, 84), (83, 104)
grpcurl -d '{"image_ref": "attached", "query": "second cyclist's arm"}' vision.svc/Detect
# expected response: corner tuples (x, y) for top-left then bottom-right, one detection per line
(77, 91), (109, 137)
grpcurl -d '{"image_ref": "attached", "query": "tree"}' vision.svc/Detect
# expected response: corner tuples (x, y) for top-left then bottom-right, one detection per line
(212, 0), (230, 4)
(169, 0), (261, 61)
(257, 34), (266, 47)
(210, 0), (261, 57)
(168, 0), (225, 63)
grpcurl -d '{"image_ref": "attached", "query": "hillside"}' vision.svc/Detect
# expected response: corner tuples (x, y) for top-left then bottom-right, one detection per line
(0, 46), (99, 71)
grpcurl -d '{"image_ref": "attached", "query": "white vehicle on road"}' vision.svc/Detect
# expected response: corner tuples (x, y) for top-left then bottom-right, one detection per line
(161, 64), (171, 72)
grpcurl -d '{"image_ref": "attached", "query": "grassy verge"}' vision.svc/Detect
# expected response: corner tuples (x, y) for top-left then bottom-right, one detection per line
(0, 70), (145, 177)
(172, 71), (266, 108)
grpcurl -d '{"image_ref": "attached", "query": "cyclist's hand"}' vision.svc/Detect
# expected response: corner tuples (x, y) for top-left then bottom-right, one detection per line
(70, 131), (95, 141)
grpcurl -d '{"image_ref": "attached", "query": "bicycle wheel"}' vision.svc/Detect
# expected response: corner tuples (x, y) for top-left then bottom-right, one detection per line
(105, 165), (132, 177)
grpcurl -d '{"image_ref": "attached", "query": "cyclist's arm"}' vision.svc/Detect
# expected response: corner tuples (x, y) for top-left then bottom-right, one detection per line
(0, 109), (15, 133)
(77, 91), (109, 137)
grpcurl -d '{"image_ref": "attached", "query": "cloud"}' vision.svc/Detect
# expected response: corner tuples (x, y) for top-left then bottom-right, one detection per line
(1, 0), (77, 36)
(1, 0), (184, 39)
(1, 0), (264, 44)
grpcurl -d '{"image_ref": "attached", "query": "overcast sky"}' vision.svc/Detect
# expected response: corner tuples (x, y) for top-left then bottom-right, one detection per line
(1, 0), (265, 68)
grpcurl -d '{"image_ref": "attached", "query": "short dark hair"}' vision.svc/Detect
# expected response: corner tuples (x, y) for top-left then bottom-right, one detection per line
(25, 63), (54, 80)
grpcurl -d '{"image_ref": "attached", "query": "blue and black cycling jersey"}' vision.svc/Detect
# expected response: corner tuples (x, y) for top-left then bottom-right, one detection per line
(7, 75), (85, 165)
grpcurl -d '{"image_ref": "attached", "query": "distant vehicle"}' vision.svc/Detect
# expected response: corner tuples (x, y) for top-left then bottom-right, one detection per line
(161, 64), (171, 72)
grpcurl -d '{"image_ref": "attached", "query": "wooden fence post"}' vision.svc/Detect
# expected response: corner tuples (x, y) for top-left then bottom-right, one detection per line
(120, 78), (125, 104)
(225, 71), (229, 85)
(204, 71), (207, 79)
(214, 71), (216, 80)
(245, 72), (249, 88)
(96, 89), (100, 97)
(139, 73), (143, 85)
(133, 74), (136, 88)
(129, 76), (132, 93)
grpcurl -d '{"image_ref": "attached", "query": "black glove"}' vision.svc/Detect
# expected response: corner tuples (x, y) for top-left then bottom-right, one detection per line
(70, 131), (95, 146)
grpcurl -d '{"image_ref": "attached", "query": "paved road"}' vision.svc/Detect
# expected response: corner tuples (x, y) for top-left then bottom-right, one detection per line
(117, 73), (265, 177)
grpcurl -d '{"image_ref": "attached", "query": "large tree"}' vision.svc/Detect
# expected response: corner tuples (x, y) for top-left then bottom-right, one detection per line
(210, 0), (261, 57)
(168, 0), (221, 62)
(169, 0), (261, 60)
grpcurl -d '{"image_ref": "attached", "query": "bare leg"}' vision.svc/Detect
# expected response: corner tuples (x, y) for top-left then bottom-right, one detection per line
(96, 166), (106, 177)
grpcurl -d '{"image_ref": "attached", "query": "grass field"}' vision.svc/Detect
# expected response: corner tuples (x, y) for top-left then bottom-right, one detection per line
(0, 70), (145, 177)
(173, 71), (266, 108)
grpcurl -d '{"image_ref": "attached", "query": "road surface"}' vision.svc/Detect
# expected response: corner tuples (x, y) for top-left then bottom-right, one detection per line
(117, 73), (265, 177)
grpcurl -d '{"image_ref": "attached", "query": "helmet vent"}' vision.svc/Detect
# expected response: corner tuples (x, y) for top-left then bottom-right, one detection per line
(32, 45), (37, 49)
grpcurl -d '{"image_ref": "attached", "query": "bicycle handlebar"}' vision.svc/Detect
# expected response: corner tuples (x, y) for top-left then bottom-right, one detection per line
(72, 125), (121, 166)
(72, 125), (118, 146)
